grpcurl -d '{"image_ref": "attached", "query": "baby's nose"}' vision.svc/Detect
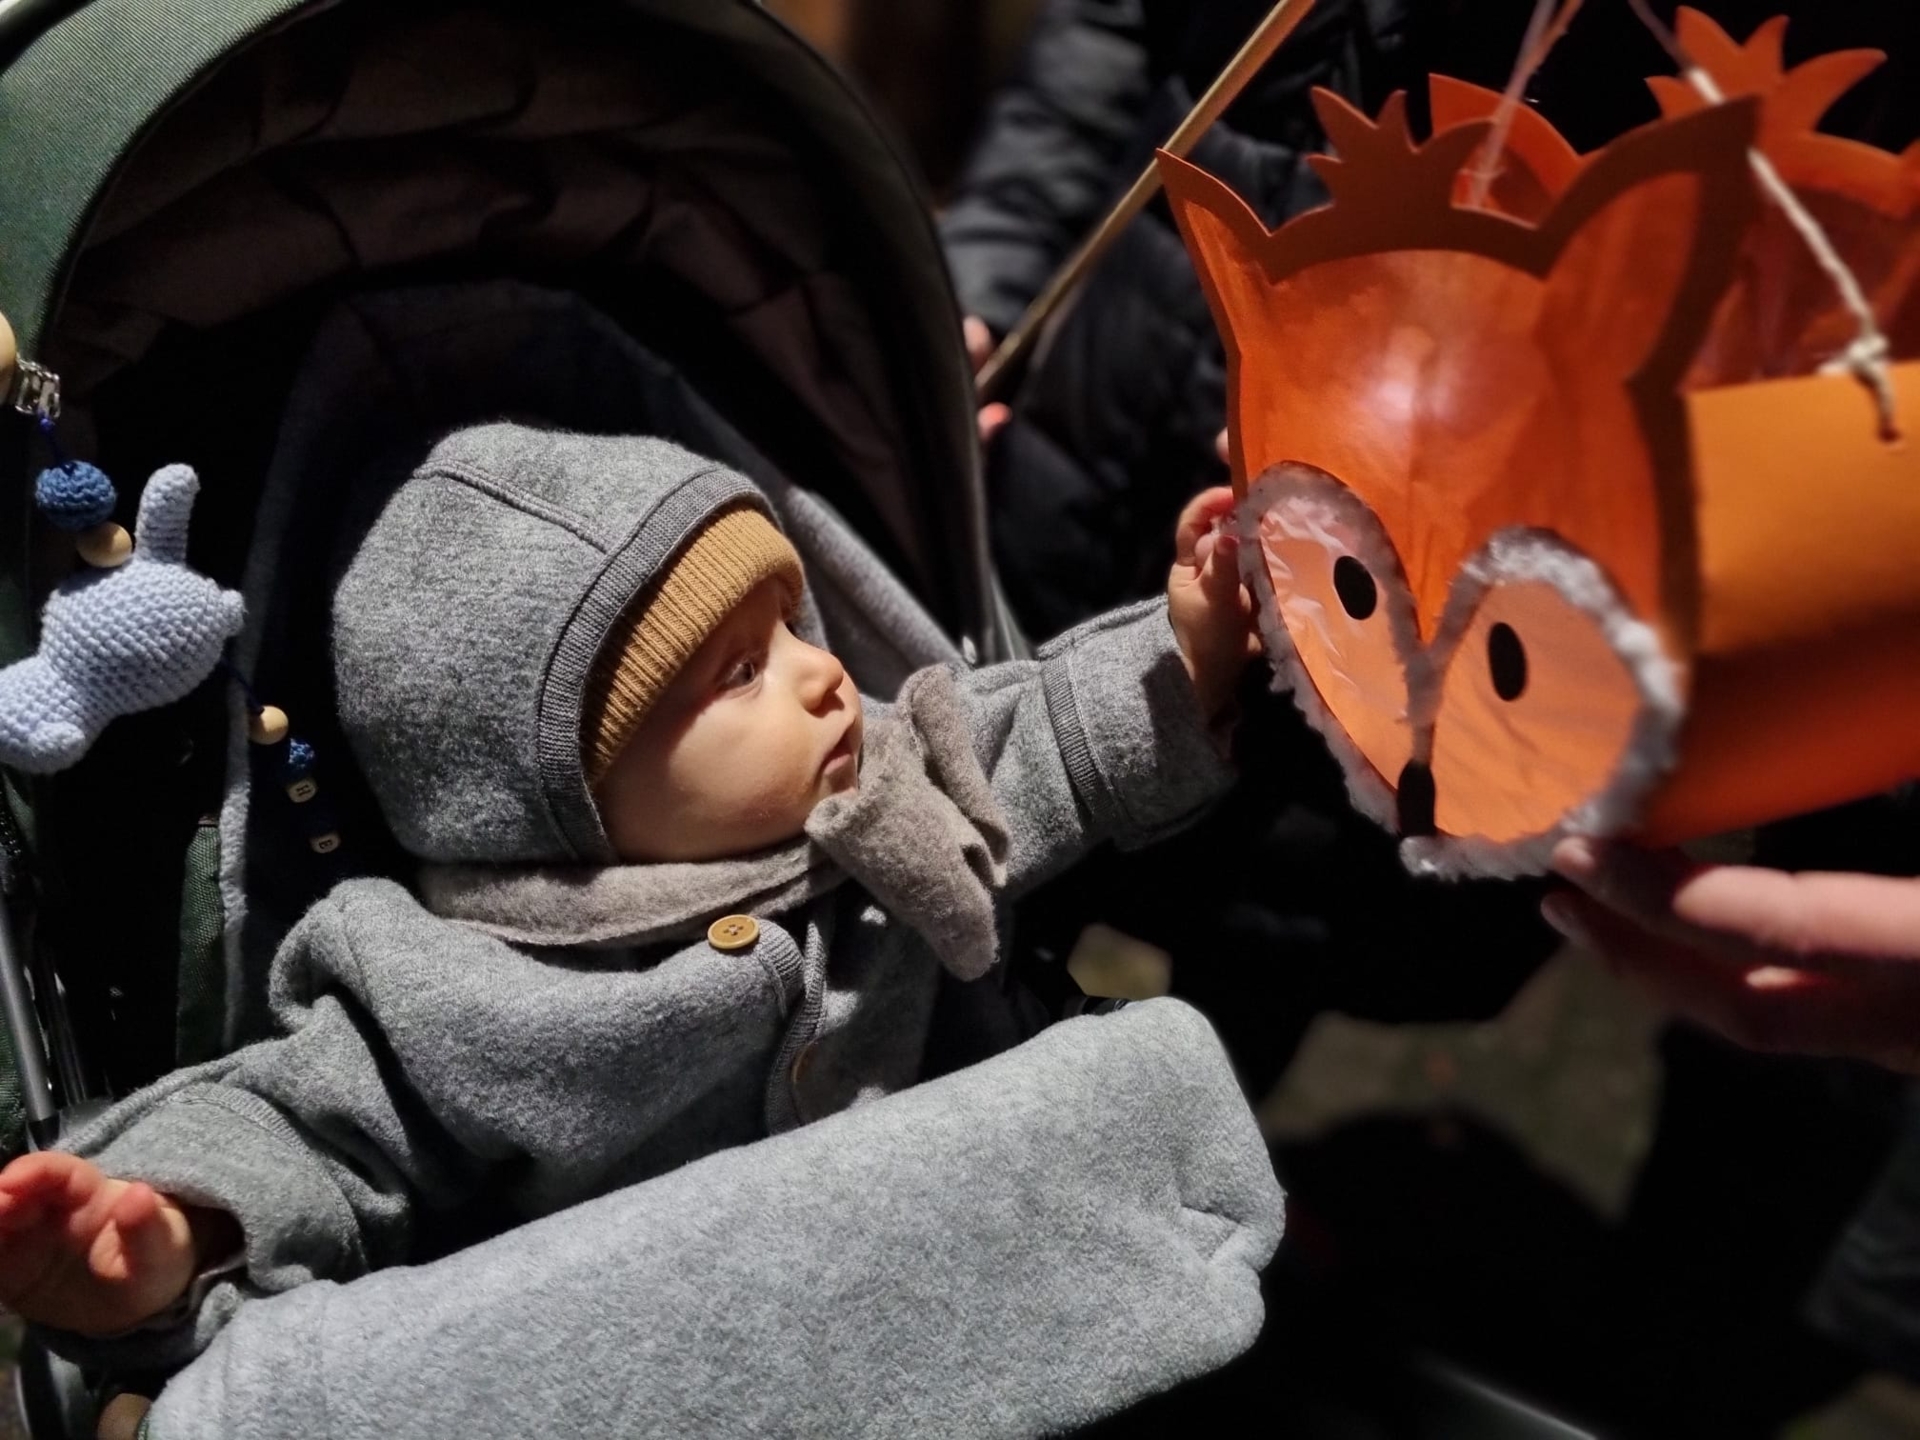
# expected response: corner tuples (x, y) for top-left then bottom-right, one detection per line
(799, 643), (846, 705)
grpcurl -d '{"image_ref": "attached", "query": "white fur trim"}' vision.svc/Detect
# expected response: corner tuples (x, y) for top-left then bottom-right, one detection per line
(1236, 464), (1418, 829)
(1401, 528), (1685, 880)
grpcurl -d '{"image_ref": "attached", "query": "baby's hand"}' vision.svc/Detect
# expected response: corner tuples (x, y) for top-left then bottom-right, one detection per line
(1167, 486), (1258, 724)
(0, 1151), (213, 1334)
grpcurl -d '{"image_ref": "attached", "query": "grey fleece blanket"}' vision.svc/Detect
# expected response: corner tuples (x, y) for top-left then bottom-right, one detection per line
(145, 1000), (1283, 1440)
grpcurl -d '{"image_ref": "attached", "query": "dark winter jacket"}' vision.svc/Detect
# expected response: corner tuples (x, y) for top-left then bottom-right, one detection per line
(941, 0), (1920, 636)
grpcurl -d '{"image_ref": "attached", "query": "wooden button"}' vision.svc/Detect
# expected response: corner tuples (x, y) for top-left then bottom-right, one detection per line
(76, 522), (132, 568)
(248, 705), (289, 745)
(286, 777), (318, 803)
(707, 914), (759, 951)
(310, 832), (341, 855)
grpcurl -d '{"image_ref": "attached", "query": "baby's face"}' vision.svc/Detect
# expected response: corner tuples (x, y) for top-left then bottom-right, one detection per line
(595, 578), (862, 862)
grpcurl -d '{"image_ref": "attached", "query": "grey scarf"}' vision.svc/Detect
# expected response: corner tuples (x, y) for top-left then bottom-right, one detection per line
(419, 667), (1011, 980)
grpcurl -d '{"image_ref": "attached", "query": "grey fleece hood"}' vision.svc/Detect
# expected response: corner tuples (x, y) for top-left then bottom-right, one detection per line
(332, 423), (771, 865)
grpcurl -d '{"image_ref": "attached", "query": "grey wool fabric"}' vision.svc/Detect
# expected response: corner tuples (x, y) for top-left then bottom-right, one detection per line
(45, 422), (1279, 1434)
(141, 1001), (1283, 1440)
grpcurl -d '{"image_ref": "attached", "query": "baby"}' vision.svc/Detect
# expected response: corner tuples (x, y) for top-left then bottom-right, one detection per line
(0, 422), (1253, 1343)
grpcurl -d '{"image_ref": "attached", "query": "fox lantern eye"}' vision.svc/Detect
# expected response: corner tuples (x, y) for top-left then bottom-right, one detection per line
(1333, 557), (1378, 620)
(1487, 623), (1527, 701)
(1244, 465), (1417, 823)
(1426, 533), (1678, 851)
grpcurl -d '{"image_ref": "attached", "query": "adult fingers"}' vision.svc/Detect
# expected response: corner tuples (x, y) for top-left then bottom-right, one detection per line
(978, 403), (1011, 448)
(1551, 841), (1749, 957)
(1545, 892), (1839, 1052)
(963, 316), (994, 373)
(1670, 866), (1920, 965)
(1554, 839), (1920, 973)
(1545, 890), (1920, 1072)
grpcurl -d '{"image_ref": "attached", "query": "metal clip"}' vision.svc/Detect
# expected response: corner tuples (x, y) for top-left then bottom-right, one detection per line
(8, 359), (59, 420)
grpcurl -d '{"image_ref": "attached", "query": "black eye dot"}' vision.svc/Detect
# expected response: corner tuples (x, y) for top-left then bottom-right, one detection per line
(1332, 556), (1378, 620)
(1487, 622), (1527, 701)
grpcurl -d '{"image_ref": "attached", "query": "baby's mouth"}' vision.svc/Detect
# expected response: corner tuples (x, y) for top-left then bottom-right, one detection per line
(821, 726), (860, 789)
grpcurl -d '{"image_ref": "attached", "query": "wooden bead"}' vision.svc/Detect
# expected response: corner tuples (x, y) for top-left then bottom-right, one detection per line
(76, 522), (132, 569)
(286, 777), (318, 803)
(0, 310), (15, 397)
(248, 705), (289, 745)
(97, 1392), (152, 1440)
(311, 832), (341, 855)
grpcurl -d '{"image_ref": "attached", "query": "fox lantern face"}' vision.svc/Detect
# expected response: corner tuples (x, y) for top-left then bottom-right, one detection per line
(1163, 82), (1920, 878)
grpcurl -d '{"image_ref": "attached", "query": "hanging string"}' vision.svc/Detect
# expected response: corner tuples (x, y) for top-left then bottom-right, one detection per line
(34, 414), (69, 468)
(1624, 0), (1901, 442)
(1462, 0), (1587, 210)
(214, 657), (265, 721)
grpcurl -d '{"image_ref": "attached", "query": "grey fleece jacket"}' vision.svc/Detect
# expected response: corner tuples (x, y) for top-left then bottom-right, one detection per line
(55, 425), (1248, 1384)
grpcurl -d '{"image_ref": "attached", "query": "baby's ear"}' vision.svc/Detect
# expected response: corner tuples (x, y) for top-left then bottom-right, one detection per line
(1538, 101), (1759, 384)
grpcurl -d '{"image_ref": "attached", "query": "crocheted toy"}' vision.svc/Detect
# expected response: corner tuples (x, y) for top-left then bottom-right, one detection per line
(0, 464), (244, 773)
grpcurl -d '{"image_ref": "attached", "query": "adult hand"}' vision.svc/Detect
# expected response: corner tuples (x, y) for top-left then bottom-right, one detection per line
(1545, 838), (1920, 1073)
(963, 317), (1012, 446)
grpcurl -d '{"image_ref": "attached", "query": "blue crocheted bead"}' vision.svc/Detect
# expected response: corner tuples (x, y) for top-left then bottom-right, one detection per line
(286, 739), (317, 776)
(34, 462), (118, 532)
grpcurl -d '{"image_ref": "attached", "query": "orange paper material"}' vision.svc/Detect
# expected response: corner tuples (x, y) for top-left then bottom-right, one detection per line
(1163, 17), (1920, 877)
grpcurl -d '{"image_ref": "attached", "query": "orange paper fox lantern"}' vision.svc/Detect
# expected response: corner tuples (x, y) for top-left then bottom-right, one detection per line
(1162, 16), (1920, 878)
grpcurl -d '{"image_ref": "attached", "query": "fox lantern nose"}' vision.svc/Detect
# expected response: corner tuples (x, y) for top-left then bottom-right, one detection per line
(1397, 759), (1436, 838)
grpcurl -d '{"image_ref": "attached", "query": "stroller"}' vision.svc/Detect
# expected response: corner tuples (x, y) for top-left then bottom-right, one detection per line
(0, 1), (1616, 1435)
(0, 2), (1293, 1435)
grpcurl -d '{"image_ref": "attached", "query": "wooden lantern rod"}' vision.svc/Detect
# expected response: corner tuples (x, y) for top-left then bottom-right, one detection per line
(973, 0), (1318, 403)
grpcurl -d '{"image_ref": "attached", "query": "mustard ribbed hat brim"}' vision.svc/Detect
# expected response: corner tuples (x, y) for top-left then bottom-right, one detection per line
(581, 506), (804, 784)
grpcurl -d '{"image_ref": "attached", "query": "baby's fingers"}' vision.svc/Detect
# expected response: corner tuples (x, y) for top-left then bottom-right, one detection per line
(1197, 530), (1246, 604)
(1174, 487), (1237, 566)
(0, 1151), (99, 1203)
(92, 1184), (181, 1285)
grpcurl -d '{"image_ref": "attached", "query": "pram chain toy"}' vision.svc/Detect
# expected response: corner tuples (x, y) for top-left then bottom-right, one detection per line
(0, 324), (268, 779)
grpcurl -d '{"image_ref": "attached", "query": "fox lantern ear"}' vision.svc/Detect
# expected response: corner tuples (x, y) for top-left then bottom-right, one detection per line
(1160, 154), (1282, 483)
(1535, 101), (1759, 389)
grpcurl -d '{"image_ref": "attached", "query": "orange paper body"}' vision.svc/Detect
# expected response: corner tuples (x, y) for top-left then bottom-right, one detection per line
(1636, 361), (1920, 842)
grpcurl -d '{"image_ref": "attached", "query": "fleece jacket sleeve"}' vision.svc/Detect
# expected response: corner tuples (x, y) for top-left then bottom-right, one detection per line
(40, 875), (796, 1370)
(958, 597), (1237, 895)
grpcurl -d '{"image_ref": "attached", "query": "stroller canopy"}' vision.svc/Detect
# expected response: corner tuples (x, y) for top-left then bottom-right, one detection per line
(0, 0), (1001, 662)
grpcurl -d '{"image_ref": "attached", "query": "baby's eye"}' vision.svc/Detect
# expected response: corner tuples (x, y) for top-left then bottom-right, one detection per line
(721, 655), (763, 692)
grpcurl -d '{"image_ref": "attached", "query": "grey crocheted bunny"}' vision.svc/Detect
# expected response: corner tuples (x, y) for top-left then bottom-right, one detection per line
(0, 465), (244, 773)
